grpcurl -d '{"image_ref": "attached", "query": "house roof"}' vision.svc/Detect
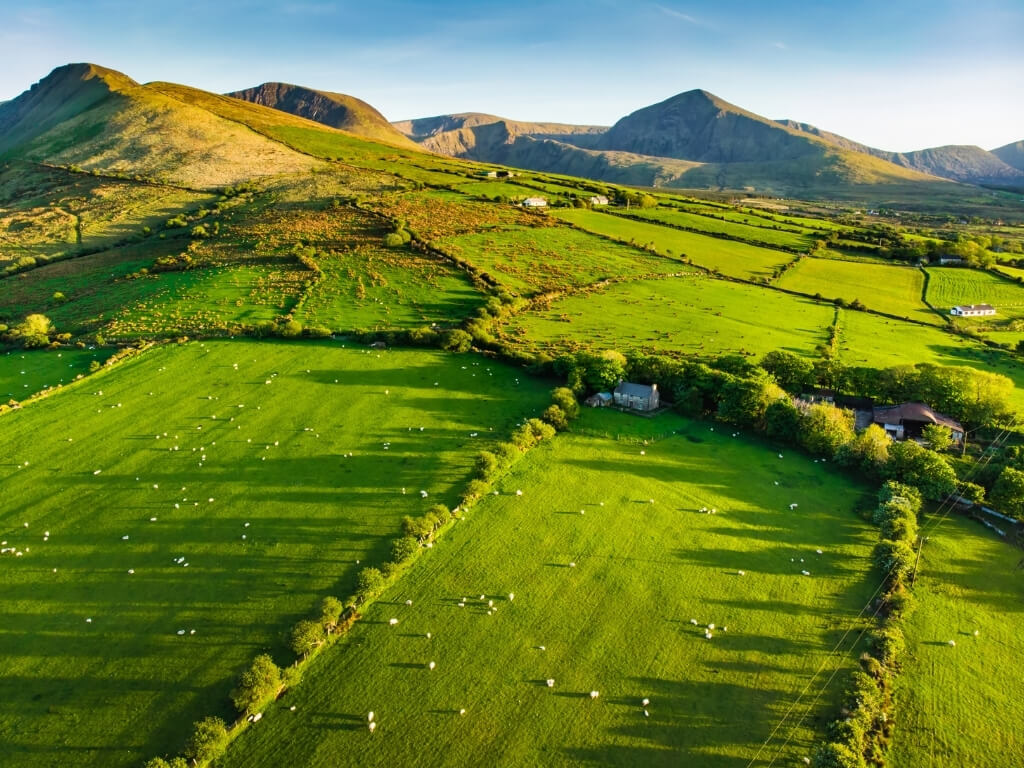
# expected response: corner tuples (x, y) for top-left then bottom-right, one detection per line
(614, 381), (656, 398)
(953, 304), (995, 312)
(872, 402), (963, 432)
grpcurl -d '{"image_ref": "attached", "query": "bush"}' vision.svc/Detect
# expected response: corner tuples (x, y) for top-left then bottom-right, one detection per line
(883, 441), (957, 501)
(869, 625), (906, 669)
(989, 465), (1024, 520)
(811, 742), (864, 768)
(440, 328), (472, 352)
(355, 567), (385, 603)
(873, 538), (917, 587)
(230, 654), (282, 714)
(89, 360), (102, 373)
(475, 450), (500, 481)
(290, 620), (325, 658)
(799, 403), (855, 458)
(551, 387), (580, 419)
(183, 716), (228, 763)
(541, 404), (569, 431)
(390, 535), (419, 563)
(461, 478), (490, 506)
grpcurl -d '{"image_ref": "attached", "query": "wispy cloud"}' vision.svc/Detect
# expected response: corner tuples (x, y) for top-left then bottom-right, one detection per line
(772, 41), (787, 49)
(654, 4), (697, 25)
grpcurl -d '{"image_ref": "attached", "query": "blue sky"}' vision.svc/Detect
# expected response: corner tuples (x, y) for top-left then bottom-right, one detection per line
(1, 0), (1021, 151)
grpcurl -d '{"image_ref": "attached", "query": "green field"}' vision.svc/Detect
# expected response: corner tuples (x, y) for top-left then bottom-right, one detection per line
(889, 514), (1024, 767)
(0, 340), (551, 768)
(777, 258), (938, 324)
(505, 275), (834, 357)
(628, 207), (817, 250)
(0, 347), (109, 401)
(217, 409), (878, 768)
(438, 224), (685, 295)
(295, 248), (482, 331)
(551, 208), (795, 280)
(835, 309), (1024, 410)
(925, 267), (1024, 320)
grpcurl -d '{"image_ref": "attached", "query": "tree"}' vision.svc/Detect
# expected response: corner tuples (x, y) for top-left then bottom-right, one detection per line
(319, 596), (343, 630)
(290, 620), (325, 658)
(475, 450), (500, 480)
(231, 654), (282, 713)
(760, 350), (815, 393)
(390, 535), (419, 563)
(811, 742), (863, 768)
(920, 423), (952, 452)
(764, 399), (801, 443)
(799, 404), (855, 458)
(12, 313), (53, 349)
(355, 567), (385, 602)
(883, 440), (957, 500)
(551, 387), (579, 419)
(989, 466), (1024, 520)
(183, 716), (228, 763)
(717, 372), (787, 428)
(837, 424), (889, 473)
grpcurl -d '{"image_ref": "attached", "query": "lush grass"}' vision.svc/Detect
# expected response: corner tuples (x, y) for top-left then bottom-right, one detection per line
(550, 208), (794, 280)
(0, 347), (109, 401)
(925, 267), (1024, 320)
(216, 409), (878, 768)
(777, 258), (938, 324)
(296, 247), (483, 331)
(0, 339), (552, 768)
(438, 224), (685, 295)
(506, 275), (834, 357)
(889, 514), (1024, 767)
(629, 207), (817, 250)
(835, 309), (1024, 410)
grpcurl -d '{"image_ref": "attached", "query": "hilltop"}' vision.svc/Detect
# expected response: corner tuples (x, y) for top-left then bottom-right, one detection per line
(993, 140), (1024, 172)
(227, 82), (419, 149)
(0, 63), (318, 188)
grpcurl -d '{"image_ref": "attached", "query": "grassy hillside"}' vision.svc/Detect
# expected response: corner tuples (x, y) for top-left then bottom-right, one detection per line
(1, 65), (318, 189)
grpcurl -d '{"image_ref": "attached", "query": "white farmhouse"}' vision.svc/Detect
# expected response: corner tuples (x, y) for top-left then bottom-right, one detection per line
(950, 304), (996, 317)
(521, 197), (547, 208)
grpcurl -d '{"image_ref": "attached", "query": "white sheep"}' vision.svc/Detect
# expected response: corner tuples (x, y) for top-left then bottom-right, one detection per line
(368, 721), (377, 733)
(590, 691), (600, 699)
(389, 618), (399, 626)
(368, 711), (375, 722)
(428, 661), (436, 670)
(690, 618), (698, 625)
(948, 640), (956, 647)
(737, 570), (745, 576)
(642, 697), (650, 706)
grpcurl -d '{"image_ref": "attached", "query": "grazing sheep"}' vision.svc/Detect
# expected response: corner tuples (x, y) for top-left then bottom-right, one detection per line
(569, 562), (576, 568)
(642, 698), (650, 706)
(590, 691), (600, 699)
(368, 721), (377, 733)
(405, 599), (413, 606)
(644, 709), (649, 717)
(508, 593), (514, 601)
(546, 679), (555, 687)
(948, 640), (956, 647)
(816, 549), (823, 555)
(973, 630), (980, 637)
(801, 570), (811, 576)
(428, 661), (436, 670)
(368, 712), (375, 722)
(690, 619), (699, 625)
(737, 570), (745, 576)
(707, 623), (715, 630)
(789, 503), (798, 510)
(459, 709), (466, 715)
(705, 631), (712, 640)
(389, 618), (399, 626)
(516, 490), (523, 496)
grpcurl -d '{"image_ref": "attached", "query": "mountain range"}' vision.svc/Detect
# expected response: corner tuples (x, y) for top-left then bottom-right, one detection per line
(1, 63), (1021, 197)
(385, 90), (1024, 193)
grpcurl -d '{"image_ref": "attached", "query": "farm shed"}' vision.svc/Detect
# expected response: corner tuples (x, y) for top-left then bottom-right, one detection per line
(613, 381), (660, 411)
(872, 402), (964, 444)
(585, 392), (613, 408)
(950, 304), (996, 317)
(522, 197), (548, 208)
(589, 195), (610, 206)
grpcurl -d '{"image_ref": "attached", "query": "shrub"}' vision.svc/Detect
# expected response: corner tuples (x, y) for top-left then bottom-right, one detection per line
(52, 291), (67, 303)
(278, 320), (303, 338)
(799, 403), (855, 458)
(958, 481), (985, 504)
(230, 654), (282, 714)
(873, 538), (917, 587)
(475, 451), (500, 481)
(883, 441), (957, 501)
(89, 360), (102, 373)
(541, 404), (569, 431)
(390, 536), (419, 563)
(989, 465), (1024, 520)
(183, 716), (228, 763)
(461, 478), (490, 506)
(440, 329), (472, 352)
(811, 741), (864, 768)
(551, 387), (580, 419)
(921, 423), (953, 452)
(869, 625), (906, 669)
